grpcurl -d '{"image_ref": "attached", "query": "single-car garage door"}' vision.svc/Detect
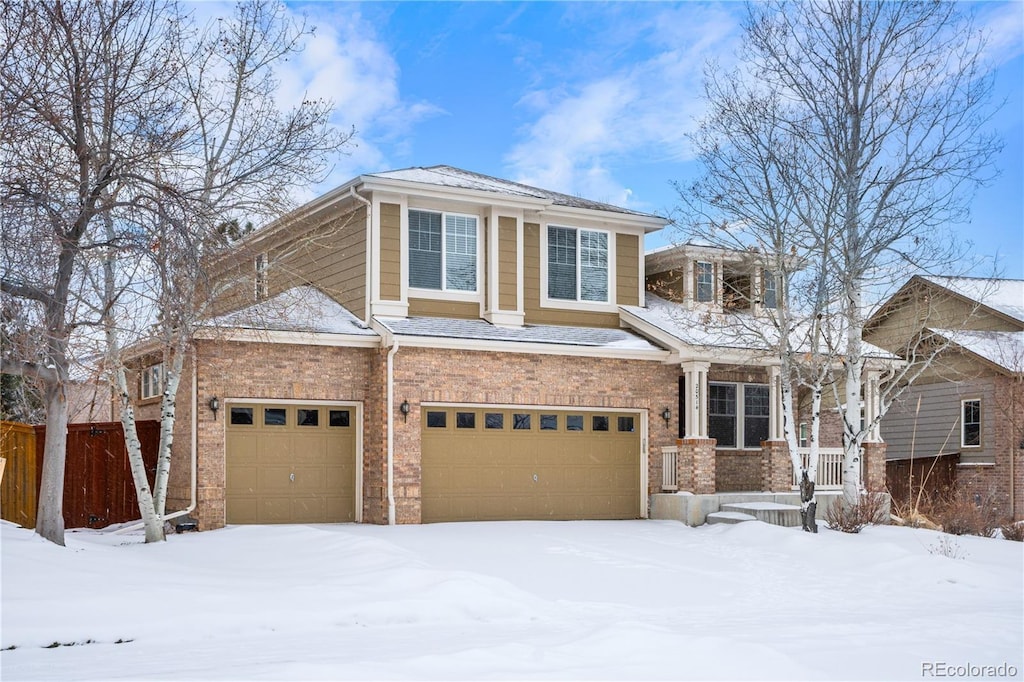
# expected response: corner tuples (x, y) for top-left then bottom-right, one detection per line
(226, 403), (357, 524)
(421, 406), (642, 522)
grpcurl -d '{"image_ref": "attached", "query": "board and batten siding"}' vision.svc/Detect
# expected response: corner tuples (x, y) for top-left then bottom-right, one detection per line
(880, 378), (995, 464)
(379, 202), (402, 302)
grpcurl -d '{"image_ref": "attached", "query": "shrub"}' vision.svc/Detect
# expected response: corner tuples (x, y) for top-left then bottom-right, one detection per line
(1000, 520), (1024, 542)
(928, 535), (968, 560)
(825, 492), (890, 533)
(929, 487), (1002, 538)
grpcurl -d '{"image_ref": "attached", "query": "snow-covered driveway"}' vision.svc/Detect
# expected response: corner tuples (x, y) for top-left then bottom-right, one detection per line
(2, 519), (1021, 680)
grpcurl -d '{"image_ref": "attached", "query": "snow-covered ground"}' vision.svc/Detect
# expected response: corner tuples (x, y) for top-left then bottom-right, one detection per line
(2, 519), (1021, 681)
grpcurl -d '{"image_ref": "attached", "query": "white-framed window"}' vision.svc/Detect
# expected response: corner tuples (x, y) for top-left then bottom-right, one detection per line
(254, 253), (268, 301)
(708, 382), (770, 449)
(762, 269), (778, 309)
(140, 363), (164, 400)
(696, 261), (714, 302)
(408, 209), (478, 292)
(961, 399), (981, 448)
(547, 226), (608, 302)
(798, 422), (808, 448)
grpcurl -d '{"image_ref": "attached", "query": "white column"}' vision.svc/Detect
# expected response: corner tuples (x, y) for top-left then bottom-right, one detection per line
(682, 361), (711, 439)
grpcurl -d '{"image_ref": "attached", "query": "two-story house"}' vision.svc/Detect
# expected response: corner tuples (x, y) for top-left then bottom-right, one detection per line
(139, 166), (888, 530)
(866, 275), (1024, 520)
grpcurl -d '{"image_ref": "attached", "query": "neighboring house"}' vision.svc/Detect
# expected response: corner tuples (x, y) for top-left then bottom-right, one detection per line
(866, 276), (1024, 520)
(132, 166), (890, 530)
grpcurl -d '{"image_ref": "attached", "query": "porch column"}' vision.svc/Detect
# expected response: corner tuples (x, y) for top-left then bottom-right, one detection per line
(768, 365), (785, 441)
(863, 369), (882, 442)
(681, 361), (710, 439)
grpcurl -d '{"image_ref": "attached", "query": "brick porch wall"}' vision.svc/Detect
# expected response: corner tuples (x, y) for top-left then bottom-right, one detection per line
(760, 440), (793, 492)
(715, 450), (761, 492)
(862, 441), (887, 492)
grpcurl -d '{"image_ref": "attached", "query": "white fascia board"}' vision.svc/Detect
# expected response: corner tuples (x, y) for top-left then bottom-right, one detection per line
(539, 205), (667, 232)
(388, 333), (671, 362)
(195, 327), (381, 348)
(618, 308), (777, 367)
(359, 177), (553, 211)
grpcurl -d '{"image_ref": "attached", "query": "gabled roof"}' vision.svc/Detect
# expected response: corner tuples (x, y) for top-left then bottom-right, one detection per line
(929, 329), (1024, 374)
(209, 287), (378, 337)
(921, 276), (1024, 324)
(364, 165), (663, 220)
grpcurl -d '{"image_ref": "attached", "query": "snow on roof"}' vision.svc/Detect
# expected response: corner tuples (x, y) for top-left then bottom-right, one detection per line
(931, 329), (1024, 373)
(923, 276), (1024, 324)
(365, 165), (663, 220)
(374, 316), (664, 351)
(210, 287), (378, 336)
(623, 294), (896, 358)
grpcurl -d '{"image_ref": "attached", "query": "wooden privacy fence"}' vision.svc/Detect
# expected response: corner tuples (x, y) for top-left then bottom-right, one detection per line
(886, 453), (959, 510)
(0, 420), (159, 529)
(1, 421), (38, 528)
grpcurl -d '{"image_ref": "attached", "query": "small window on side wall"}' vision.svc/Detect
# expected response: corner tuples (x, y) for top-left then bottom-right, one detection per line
(962, 399), (981, 447)
(696, 261), (714, 303)
(254, 253), (269, 301)
(140, 363), (164, 400)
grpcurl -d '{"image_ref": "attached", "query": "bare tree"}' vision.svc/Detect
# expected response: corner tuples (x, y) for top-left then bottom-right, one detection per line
(1, 0), (352, 545)
(0, 0), (184, 545)
(677, 0), (1001, 518)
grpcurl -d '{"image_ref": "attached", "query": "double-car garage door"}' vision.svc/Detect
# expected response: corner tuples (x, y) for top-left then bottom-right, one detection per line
(226, 403), (357, 524)
(421, 406), (643, 522)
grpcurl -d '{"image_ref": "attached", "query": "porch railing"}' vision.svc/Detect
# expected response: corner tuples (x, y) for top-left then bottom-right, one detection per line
(661, 446), (679, 491)
(793, 447), (845, 490)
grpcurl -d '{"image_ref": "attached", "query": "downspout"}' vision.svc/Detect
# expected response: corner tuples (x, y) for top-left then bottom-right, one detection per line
(385, 335), (399, 525)
(115, 349), (199, 534)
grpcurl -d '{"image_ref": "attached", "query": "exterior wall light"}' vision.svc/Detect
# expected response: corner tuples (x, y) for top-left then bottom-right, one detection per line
(400, 399), (411, 423)
(661, 408), (671, 428)
(208, 396), (220, 419)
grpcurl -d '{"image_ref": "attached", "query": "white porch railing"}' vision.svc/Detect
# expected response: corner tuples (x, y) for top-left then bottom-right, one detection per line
(793, 447), (845, 490)
(661, 446), (679, 491)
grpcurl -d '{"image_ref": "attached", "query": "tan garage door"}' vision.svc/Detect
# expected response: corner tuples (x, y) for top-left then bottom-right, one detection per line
(421, 407), (642, 522)
(226, 403), (357, 524)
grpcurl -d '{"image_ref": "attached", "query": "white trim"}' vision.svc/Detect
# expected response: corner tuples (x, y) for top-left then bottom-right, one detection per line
(224, 398), (364, 524)
(540, 223), (617, 312)
(960, 397), (982, 449)
(407, 208), (482, 295)
(708, 381), (771, 451)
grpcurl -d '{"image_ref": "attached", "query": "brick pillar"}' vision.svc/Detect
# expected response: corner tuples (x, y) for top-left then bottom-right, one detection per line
(760, 440), (792, 492)
(678, 437), (716, 494)
(862, 441), (887, 492)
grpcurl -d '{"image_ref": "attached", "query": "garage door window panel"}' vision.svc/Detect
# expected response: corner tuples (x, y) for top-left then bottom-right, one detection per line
(567, 415), (584, 431)
(297, 409), (319, 427)
(231, 407), (254, 425)
(329, 410), (350, 427)
(426, 411), (447, 428)
(618, 416), (635, 432)
(513, 413), (531, 430)
(540, 414), (558, 431)
(592, 415), (609, 432)
(456, 412), (476, 429)
(264, 408), (287, 426)
(485, 412), (504, 429)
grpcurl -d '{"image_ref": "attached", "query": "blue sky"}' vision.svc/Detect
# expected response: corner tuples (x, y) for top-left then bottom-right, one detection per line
(273, 1), (1023, 278)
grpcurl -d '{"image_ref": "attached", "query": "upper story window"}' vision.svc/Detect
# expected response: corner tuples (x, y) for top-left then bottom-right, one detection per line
(547, 226), (608, 302)
(409, 210), (478, 292)
(762, 269), (778, 309)
(708, 382), (770, 449)
(696, 261), (714, 302)
(140, 362), (164, 400)
(961, 399), (981, 447)
(254, 254), (268, 301)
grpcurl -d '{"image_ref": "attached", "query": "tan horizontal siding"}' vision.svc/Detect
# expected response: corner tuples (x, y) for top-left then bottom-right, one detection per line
(498, 216), (518, 311)
(380, 202), (401, 301)
(616, 233), (639, 306)
(408, 297), (479, 319)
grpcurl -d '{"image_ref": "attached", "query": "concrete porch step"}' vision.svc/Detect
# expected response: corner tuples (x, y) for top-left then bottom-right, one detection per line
(720, 502), (802, 527)
(706, 511), (758, 525)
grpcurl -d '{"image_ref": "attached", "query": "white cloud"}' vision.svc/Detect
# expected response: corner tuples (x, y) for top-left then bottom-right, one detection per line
(505, 4), (739, 208)
(272, 5), (442, 198)
(978, 2), (1024, 67)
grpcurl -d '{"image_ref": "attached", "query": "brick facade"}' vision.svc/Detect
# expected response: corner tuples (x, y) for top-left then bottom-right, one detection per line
(862, 441), (887, 493)
(677, 438), (716, 494)
(760, 440), (793, 492)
